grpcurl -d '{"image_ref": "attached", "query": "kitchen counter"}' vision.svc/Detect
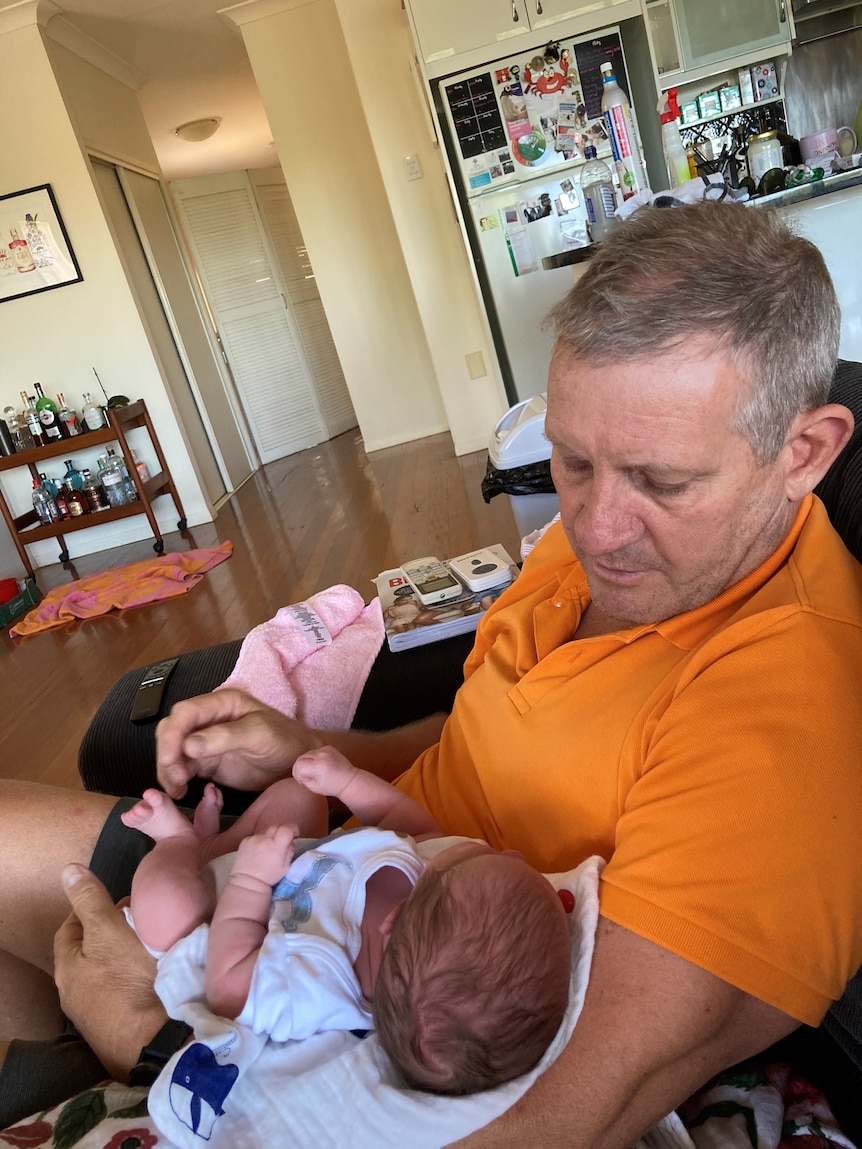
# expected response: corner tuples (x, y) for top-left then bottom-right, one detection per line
(747, 166), (862, 209)
(541, 166), (862, 272)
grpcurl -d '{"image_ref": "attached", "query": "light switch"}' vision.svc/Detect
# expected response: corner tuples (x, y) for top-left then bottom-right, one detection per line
(465, 351), (486, 380)
(403, 154), (423, 181)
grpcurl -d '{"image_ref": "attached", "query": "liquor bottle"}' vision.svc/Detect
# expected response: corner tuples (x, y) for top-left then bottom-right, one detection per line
(3, 404), (32, 451)
(63, 459), (84, 491)
(107, 448), (138, 502)
(39, 472), (59, 499)
(98, 457), (126, 508)
(81, 468), (110, 512)
(33, 382), (66, 442)
(22, 392), (45, 448)
(54, 484), (72, 521)
(81, 392), (107, 431)
(32, 479), (58, 525)
(131, 449), (151, 483)
(9, 229), (36, 274)
(65, 484), (88, 518)
(56, 393), (82, 437)
(600, 61), (648, 200)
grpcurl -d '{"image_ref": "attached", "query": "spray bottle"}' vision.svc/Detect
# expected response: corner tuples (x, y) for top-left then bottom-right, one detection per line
(600, 61), (648, 199)
(658, 88), (691, 187)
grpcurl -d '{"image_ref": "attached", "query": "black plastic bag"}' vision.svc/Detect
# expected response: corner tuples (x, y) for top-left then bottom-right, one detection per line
(481, 455), (556, 503)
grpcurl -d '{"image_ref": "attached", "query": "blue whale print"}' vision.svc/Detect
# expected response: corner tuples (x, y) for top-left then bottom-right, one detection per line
(169, 1043), (239, 1140)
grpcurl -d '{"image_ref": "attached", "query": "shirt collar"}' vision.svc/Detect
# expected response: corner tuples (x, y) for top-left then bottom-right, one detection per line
(552, 496), (814, 650)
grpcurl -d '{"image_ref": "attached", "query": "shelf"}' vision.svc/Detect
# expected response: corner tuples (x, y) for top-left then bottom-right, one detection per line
(0, 399), (187, 578)
(0, 423), (119, 473)
(679, 93), (783, 132)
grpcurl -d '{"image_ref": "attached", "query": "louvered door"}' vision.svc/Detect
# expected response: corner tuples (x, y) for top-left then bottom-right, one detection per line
(250, 171), (356, 438)
(172, 173), (327, 464)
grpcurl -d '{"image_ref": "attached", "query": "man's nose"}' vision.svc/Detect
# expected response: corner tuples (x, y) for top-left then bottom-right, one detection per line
(570, 476), (643, 555)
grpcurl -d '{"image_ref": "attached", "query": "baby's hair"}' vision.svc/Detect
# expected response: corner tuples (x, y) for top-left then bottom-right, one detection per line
(373, 857), (570, 1095)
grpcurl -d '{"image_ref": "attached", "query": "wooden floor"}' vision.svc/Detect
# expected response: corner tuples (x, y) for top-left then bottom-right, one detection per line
(0, 430), (521, 791)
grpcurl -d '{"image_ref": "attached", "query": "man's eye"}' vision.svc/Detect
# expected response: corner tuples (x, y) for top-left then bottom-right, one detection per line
(561, 457), (590, 475)
(641, 476), (689, 497)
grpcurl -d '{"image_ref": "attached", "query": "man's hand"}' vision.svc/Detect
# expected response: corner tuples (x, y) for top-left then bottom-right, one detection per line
(156, 689), (323, 798)
(53, 864), (168, 1082)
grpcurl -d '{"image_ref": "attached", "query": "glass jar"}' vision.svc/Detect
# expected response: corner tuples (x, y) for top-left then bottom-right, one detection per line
(747, 130), (783, 184)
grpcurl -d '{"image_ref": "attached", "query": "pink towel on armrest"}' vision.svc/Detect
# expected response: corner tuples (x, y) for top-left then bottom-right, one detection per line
(217, 585), (385, 729)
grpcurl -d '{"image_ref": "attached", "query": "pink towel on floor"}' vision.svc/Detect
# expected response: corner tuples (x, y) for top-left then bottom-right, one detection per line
(9, 542), (233, 638)
(218, 585), (385, 729)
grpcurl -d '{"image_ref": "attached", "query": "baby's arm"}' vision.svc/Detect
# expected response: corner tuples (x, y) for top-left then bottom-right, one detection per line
(293, 746), (442, 839)
(205, 824), (297, 1019)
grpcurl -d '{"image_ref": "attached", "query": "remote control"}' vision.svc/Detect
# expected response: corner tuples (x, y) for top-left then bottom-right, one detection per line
(130, 657), (180, 723)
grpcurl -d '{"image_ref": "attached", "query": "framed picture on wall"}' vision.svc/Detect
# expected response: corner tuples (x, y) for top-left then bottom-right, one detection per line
(0, 184), (83, 303)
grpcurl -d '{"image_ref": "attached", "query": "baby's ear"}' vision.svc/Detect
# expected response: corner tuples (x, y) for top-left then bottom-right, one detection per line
(379, 900), (407, 941)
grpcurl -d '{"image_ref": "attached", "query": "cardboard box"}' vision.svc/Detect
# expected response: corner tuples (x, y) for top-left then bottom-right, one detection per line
(681, 101), (700, 125)
(697, 90), (722, 120)
(738, 67), (755, 105)
(719, 85), (742, 112)
(751, 61), (779, 102)
(0, 578), (39, 628)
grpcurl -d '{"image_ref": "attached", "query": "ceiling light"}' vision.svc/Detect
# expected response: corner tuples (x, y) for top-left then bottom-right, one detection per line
(175, 117), (222, 142)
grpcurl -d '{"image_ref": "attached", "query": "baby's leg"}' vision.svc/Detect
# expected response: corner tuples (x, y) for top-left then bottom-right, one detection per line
(122, 789), (216, 953)
(199, 777), (329, 865)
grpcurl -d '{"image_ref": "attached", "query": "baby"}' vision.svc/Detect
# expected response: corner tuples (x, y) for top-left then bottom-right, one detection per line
(122, 747), (571, 1095)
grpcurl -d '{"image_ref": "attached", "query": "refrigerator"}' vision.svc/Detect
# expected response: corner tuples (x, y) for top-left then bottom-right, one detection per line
(433, 22), (663, 405)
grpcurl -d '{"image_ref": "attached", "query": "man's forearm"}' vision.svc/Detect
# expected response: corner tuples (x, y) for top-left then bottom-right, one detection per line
(448, 917), (800, 1149)
(314, 714), (446, 784)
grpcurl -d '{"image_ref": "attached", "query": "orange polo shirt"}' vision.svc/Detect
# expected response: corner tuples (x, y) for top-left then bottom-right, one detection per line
(395, 496), (862, 1024)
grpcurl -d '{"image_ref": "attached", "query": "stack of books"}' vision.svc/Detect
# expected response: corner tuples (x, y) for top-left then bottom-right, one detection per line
(374, 543), (517, 652)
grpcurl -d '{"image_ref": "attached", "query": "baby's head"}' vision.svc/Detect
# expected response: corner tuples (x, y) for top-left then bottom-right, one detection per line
(373, 841), (571, 1095)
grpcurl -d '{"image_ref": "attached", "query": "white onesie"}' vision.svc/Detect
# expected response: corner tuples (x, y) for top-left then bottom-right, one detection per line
(148, 828), (475, 1143)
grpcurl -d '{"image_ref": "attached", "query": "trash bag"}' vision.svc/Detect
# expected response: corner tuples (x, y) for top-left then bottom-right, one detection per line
(481, 455), (556, 503)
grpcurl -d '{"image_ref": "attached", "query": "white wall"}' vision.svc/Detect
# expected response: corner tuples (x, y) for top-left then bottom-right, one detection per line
(224, 0), (510, 455)
(0, 5), (210, 573)
(334, 0), (509, 454)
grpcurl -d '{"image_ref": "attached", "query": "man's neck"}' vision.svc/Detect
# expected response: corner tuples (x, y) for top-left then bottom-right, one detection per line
(575, 602), (635, 639)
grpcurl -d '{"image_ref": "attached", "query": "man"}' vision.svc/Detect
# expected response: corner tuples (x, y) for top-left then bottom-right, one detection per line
(1, 201), (860, 1145)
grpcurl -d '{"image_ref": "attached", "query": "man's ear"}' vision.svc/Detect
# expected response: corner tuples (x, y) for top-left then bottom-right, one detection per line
(379, 900), (407, 941)
(782, 404), (854, 500)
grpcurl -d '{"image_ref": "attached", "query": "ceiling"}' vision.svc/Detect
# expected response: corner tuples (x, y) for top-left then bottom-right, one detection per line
(46, 0), (279, 180)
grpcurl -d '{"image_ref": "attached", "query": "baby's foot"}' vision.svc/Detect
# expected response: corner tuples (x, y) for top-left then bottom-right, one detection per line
(120, 788), (195, 842)
(192, 782), (224, 839)
(232, 824), (298, 887)
(293, 746), (357, 798)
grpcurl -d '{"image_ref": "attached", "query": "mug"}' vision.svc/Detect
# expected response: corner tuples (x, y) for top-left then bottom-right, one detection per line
(800, 126), (857, 164)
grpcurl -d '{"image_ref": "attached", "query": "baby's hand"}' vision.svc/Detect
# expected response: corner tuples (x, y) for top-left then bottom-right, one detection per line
(293, 746), (357, 798)
(232, 824), (297, 886)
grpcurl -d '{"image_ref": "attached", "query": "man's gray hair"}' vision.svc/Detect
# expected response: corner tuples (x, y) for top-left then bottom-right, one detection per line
(545, 202), (840, 464)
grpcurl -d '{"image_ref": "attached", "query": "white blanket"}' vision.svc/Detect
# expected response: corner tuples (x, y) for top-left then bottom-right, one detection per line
(147, 855), (605, 1149)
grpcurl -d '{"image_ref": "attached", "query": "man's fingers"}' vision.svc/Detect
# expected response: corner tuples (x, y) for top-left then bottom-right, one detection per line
(61, 863), (112, 908)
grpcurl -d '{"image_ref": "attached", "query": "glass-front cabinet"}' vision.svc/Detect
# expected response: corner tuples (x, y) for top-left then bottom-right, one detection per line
(644, 0), (792, 85)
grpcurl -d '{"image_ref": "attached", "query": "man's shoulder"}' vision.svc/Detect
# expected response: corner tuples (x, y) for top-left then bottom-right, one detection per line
(786, 496), (862, 623)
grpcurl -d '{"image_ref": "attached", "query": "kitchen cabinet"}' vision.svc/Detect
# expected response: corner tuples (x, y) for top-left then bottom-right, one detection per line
(644, 0), (793, 88)
(0, 399), (187, 580)
(406, 0), (642, 78)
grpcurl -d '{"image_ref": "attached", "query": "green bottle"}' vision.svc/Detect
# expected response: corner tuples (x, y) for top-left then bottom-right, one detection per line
(33, 382), (65, 442)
